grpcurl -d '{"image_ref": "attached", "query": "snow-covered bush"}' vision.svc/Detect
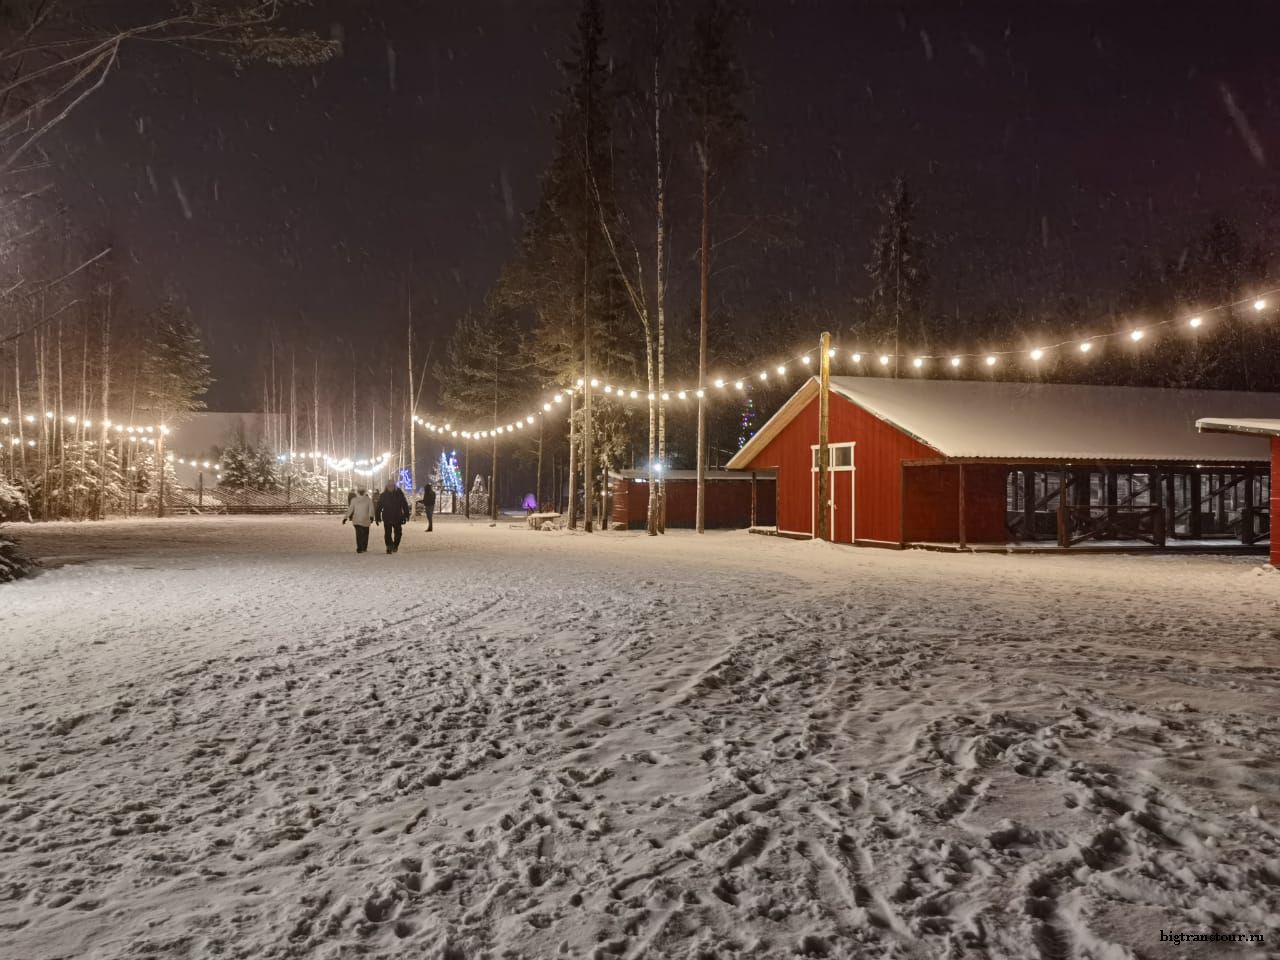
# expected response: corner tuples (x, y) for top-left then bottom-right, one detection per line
(0, 477), (31, 523)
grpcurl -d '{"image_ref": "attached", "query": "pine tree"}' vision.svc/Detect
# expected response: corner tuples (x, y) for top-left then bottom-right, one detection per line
(866, 176), (930, 374)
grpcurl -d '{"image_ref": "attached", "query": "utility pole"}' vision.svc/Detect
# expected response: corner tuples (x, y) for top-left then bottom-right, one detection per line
(817, 331), (831, 541)
(568, 390), (578, 528)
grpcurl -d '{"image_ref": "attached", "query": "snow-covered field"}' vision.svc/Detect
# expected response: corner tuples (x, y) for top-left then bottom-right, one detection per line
(1, 516), (1277, 960)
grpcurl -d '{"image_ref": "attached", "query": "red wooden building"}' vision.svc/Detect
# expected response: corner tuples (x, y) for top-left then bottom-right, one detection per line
(727, 376), (1280, 550)
(610, 469), (776, 530)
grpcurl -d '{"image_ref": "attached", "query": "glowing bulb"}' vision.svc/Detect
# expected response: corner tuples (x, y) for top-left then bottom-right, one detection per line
(985, 355), (997, 366)
(590, 378), (599, 388)
(0, 417), (7, 425)
(802, 355), (811, 365)
(1079, 341), (1092, 353)
(1130, 329), (1144, 342)
(1189, 316), (1202, 328)
(912, 357), (923, 369)
(776, 365), (786, 375)
(878, 355), (890, 366)
(576, 378), (584, 387)
(696, 388), (705, 398)
(678, 390), (687, 400)
(604, 384), (613, 393)
(543, 403), (551, 411)
(26, 415), (35, 423)
(629, 390), (638, 399)
(516, 421), (524, 429)
(828, 348), (836, 358)
(648, 392), (656, 401)
(1254, 299), (1267, 312)
(662, 392), (670, 401)
(554, 394), (563, 403)
(714, 378), (725, 388)
(734, 381), (744, 390)
(759, 371), (768, 381)
(851, 353), (862, 363)
(1029, 348), (1043, 361)
(949, 357), (961, 367)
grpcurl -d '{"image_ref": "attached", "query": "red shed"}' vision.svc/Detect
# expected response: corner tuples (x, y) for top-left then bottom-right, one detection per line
(727, 376), (1279, 550)
(611, 469), (776, 530)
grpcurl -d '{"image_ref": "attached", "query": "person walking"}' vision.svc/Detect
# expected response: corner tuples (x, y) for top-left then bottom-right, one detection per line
(343, 486), (374, 554)
(421, 481), (436, 533)
(376, 478), (410, 554)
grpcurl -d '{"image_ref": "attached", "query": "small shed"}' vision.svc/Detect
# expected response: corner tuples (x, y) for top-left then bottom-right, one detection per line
(1196, 418), (1280, 565)
(726, 377), (1280, 550)
(610, 469), (776, 530)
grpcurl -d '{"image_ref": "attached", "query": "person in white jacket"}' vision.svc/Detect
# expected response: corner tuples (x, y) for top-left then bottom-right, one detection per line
(343, 486), (375, 553)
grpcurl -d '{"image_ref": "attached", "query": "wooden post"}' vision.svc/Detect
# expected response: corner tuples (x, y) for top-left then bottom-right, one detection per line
(817, 331), (831, 541)
(567, 391), (577, 529)
(1189, 468), (1203, 539)
(198, 471), (204, 508)
(285, 474), (292, 508)
(1056, 468), (1068, 547)
(1243, 468), (1255, 543)
(1151, 465), (1164, 547)
(1105, 469), (1118, 532)
(750, 470), (758, 529)
(957, 463), (967, 548)
(326, 474), (332, 510)
(1023, 469), (1036, 542)
(464, 437), (471, 519)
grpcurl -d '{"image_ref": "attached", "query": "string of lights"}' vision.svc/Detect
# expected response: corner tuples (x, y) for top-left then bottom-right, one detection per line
(411, 286), (1280, 442)
(0, 412), (168, 435)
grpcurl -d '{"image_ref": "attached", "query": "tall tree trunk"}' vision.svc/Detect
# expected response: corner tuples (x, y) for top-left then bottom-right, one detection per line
(98, 284), (111, 520)
(695, 131), (710, 534)
(581, 21), (595, 535)
(568, 390), (577, 528)
(407, 285), (416, 497)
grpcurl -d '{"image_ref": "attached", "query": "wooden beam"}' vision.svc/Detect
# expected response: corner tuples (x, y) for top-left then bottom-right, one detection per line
(958, 463), (967, 549)
(1023, 469), (1036, 542)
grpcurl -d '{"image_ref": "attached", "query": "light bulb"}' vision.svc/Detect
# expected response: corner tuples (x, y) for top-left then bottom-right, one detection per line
(949, 357), (961, 367)
(878, 355), (890, 366)
(759, 371), (768, 380)
(912, 357), (923, 369)
(714, 378), (725, 388)
(802, 355), (811, 365)
(1189, 316), (1202, 328)
(1130, 329), (1144, 342)
(678, 390), (687, 400)
(1254, 299), (1267, 312)
(734, 381), (744, 390)
(985, 355), (997, 366)
(543, 403), (551, 411)
(696, 388), (705, 398)
(590, 378), (599, 388)
(828, 348), (836, 358)
(1080, 341), (1092, 353)
(851, 353), (862, 363)
(629, 390), (638, 399)
(1030, 348), (1043, 361)
(776, 365), (786, 375)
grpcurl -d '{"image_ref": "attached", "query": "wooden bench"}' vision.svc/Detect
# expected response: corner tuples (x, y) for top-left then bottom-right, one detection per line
(526, 511), (562, 530)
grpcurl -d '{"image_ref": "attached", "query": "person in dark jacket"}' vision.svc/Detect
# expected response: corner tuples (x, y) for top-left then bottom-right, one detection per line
(376, 479), (410, 554)
(421, 481), (436, 532)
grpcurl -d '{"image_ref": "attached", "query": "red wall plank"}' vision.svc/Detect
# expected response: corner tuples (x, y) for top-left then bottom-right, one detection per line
(1272, 438), (1279, 567)
(612, 478), (776, 529)
(902, 464), (1009, 543)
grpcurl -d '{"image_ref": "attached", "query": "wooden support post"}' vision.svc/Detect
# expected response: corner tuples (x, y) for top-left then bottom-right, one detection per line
(817, 331), (831, 541)
(1023, 468), (1035, 542)
(1151, 465), (1165, 547)
(1243, 468), (1255, 543)
(1105, 470), (1118, 531)
(750, 470), (758, 529)
(1056, 468), (1068, 547)
(957, 463), (967, 549)
(464, 438), (471, 519)
(198, 471), (204, 509)
(326, 474), (332, 510)
(1189, 469), (1202, 539)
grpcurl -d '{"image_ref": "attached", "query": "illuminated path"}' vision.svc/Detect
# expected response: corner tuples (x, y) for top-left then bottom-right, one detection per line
(2, 517), (1277, 959)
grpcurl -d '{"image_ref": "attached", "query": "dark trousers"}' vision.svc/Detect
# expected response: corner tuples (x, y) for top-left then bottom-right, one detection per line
(425, 506), (434, 531)
(354, 524), (370, 553)
(384, 522), (403, 551)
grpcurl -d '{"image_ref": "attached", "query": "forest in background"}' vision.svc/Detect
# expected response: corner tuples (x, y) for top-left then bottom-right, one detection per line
(2, 0), (1279, 525)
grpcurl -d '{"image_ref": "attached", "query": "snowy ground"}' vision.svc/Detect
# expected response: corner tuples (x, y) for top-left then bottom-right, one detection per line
(2, 516), (1278, 960)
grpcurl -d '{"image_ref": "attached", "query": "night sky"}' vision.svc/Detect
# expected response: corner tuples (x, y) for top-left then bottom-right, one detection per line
(50, 1), (1280, 408)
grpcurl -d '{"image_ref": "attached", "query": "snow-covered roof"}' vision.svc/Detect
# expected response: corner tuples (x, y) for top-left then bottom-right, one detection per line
(727, 377), (1280, 467)
(1196, 417), (1280, 439)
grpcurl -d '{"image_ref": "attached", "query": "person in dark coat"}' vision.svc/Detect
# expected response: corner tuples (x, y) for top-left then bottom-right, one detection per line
(376, 479), (410, 554)
(421, 481), (436, 532)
